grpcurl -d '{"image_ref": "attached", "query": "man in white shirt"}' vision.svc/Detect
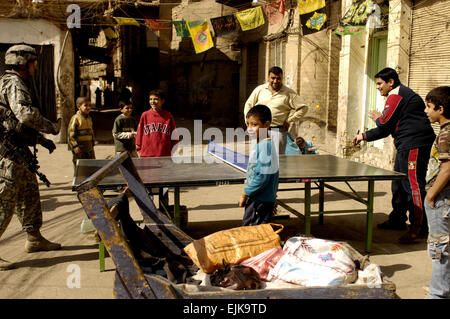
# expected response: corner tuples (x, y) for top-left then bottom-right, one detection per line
(244, 66), (308, 154)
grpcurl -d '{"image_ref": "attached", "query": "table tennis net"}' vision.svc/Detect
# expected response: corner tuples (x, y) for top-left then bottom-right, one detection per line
(207, 141), (248, 172)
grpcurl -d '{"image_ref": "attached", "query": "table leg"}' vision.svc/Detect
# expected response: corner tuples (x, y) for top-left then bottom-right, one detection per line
(99, 241), (105, 272)
(304, 182), (311, 235)
(366, 180), (375, 253)
(159, 187), (169, 210)
(174, 186), (180, 227)
(319, 181), (324, 225)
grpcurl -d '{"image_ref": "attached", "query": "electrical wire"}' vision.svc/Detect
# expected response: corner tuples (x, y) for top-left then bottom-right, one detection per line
(2, 0), (445, 66)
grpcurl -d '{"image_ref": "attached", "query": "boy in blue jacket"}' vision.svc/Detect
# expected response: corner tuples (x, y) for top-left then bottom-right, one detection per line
(239, 105), (279, 226)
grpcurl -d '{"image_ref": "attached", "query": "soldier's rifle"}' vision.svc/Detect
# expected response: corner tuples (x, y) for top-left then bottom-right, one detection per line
(0, 122), (51, 187)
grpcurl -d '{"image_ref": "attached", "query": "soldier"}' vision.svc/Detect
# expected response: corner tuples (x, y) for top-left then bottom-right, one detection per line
(0, 44), (62, 271)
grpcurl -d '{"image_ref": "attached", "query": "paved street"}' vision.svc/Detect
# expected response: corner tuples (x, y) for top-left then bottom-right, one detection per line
(0, 136), (431, 299)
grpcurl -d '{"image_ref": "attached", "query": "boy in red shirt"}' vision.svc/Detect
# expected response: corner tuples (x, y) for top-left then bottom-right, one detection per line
(136, 89), (178, 157)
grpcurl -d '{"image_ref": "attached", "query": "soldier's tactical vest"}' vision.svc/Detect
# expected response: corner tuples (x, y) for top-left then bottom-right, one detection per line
(0, 72), (39, 160)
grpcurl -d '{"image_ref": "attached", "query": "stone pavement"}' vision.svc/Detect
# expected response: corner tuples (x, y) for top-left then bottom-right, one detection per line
(0, 123), (432, 299)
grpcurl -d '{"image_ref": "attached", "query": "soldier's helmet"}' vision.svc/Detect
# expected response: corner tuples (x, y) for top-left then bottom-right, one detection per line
(5, 44), (37, 66)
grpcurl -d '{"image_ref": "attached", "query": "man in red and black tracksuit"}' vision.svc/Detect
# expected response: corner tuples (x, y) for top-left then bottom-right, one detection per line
(353, 68), (436, 244)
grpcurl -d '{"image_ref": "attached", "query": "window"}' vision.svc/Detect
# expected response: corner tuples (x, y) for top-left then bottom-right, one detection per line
(269, 39), (286, 71)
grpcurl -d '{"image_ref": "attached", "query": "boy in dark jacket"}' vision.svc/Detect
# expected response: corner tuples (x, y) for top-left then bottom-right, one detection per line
(112, 101), (138, 157)
(353, 67), (436, 244)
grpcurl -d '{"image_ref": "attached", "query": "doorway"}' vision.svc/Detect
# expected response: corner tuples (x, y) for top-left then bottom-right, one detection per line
(365, 31), (387, 149)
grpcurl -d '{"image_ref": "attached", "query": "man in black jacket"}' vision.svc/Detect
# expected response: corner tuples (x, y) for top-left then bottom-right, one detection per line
(353, 67), (435, 244)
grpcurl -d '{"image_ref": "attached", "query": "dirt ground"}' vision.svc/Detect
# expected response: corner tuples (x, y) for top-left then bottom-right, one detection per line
(0, 119), (433, 299)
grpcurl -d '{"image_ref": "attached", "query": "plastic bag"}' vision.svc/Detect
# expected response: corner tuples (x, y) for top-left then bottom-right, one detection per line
(285, 133), (301, 155)
(183, 223), (283, 273)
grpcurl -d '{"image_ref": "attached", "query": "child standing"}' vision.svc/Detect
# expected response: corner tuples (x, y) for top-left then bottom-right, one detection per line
(239, 104), (279, 226)
(136, 89), (178, 157)
(112, 101), (138, 157)
(423, 86), (450, 299)
(68, 96), (95, 169)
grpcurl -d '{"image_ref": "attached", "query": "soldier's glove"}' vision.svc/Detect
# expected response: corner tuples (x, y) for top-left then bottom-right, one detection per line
(51, 118), (62, 135)
(39, 137), (56, 154)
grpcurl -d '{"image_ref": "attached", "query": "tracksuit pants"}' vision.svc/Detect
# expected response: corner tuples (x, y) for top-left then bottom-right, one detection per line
(389, 145), (431, 231)
(243, 198), (275, 226)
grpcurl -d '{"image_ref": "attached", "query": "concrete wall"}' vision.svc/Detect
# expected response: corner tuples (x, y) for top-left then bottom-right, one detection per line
(298, 29), (335, 142)
(336, 0), (412, 169)
(293, 1), (342, 147)
(0, 18), (74, 144)
(336, 30), (366, 157)
(166, 0), (241, 127)
(239, 1), (342, 152)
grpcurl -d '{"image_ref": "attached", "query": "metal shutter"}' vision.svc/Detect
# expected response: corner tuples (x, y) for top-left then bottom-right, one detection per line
(409, 0), (450, 134)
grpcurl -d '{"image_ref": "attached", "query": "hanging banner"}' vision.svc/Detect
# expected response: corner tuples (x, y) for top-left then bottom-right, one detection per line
(300, 7), (328, 35)
(335, 25), (365, 35)
(335, 0), (376, 36)
(186, 19), (214, 54)
(298, 0), (326, 15)
(235, 6), (265, 31)
(210, 14), (239, 36)
(172, 20), (191, 38)
(113, 17), (140, 27)
(144, 19), (170, 31)
(263, 0), (285, 26)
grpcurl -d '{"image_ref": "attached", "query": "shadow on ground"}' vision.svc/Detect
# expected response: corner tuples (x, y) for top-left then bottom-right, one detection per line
(13, 250), (99, 269)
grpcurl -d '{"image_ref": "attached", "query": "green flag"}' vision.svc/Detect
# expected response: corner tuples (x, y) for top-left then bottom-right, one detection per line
(173, 20), (190, 38)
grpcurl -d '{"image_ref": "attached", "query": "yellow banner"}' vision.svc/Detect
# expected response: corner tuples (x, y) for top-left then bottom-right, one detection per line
(298, 0), (326, 15)
(113, 17), (140, 26)
(186, 19), (214, 54)
(235, 6), (265, 31)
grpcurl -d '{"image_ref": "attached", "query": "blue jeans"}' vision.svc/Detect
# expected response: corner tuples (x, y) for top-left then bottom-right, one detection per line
(424, 190), (450, 299)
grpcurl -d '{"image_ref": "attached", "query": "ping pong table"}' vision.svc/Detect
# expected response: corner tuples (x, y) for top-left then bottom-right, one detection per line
(73, 145), (405, 253)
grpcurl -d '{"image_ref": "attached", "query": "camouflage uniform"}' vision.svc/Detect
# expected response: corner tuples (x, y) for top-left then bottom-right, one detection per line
(0, 69), (56, 238)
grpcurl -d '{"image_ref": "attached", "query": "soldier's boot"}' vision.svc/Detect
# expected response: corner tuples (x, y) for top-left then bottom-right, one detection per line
(25, 230), (61, 253)
(0, 257), (16, 271)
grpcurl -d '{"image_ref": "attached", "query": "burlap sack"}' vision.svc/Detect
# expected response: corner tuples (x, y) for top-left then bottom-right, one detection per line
(183, 223), (283, 273)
